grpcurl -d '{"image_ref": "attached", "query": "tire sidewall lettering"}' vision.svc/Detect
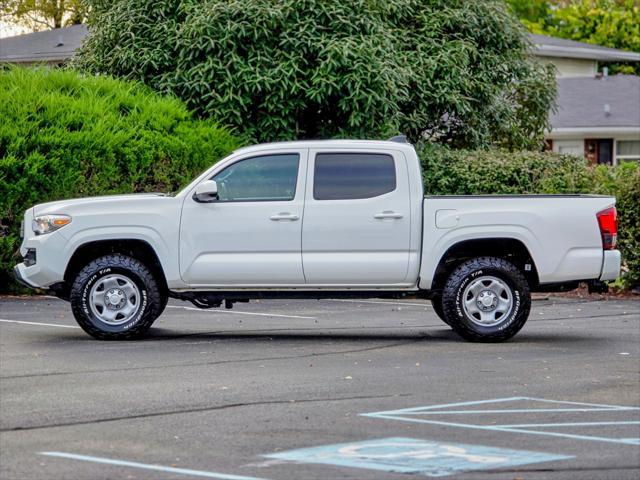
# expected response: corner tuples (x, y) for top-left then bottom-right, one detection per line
(122, 289), (148, 330)
(455, 269), (483, 319)
(497, 290), (521, 331)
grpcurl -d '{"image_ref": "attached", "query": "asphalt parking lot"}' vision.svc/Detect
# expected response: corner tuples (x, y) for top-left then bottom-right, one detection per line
(1, 295), (639, 480)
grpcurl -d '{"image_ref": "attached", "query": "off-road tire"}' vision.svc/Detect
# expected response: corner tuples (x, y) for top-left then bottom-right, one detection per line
(158, 292), (169, 317)
(442, 257), (531, 342)
(430, 294), (451, 327)
(70, 254), (165, 340)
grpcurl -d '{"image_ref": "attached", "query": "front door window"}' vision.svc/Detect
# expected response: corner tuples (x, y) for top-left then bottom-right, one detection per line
(213, 154), (299, 202)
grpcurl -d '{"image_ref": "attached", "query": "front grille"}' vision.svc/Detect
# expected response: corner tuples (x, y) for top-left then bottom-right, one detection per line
(24, 248), (36, 267)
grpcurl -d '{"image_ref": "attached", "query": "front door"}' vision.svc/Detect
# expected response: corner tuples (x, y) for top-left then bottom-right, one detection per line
(302, 149), (412, 285)
(180, 150), (307, 286)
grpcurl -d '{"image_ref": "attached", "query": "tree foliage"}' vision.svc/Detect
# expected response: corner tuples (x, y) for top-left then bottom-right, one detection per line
(507, 0), (640, 74)
(76, 0), (555, 149)
(0, 66), (240, 291)
(0, 0), (87, 30)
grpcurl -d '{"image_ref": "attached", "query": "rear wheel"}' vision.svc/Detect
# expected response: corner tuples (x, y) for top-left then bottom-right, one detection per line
(70, 254), (165, 340)
(441, 257), (531, 342)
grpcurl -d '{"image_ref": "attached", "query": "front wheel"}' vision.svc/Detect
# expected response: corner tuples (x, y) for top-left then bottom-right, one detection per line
(441, 257), (531, 342)
(70, 254), (165, 340)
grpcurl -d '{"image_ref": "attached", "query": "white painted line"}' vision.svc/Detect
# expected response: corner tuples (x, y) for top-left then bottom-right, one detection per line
(40, 452), (268, 480)
(329, 299), (431, 307)
(405, 407), (640, 415)
(361, 397), (640, 446)
(501, 421), (640, 428)
(167, 305), (315, 320)
(0, 319), (79, 329)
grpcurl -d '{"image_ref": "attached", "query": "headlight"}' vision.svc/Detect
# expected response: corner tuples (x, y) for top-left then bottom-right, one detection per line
(32, 215), (72, 235)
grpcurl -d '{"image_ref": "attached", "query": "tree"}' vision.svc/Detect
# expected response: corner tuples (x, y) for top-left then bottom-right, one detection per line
(76, 0), (555, 149)
(0, 0), (87, 31)
(507, 0), (640, 74)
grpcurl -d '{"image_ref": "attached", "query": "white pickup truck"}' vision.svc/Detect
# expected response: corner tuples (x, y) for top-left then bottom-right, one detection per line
(14, 138), (620, 342)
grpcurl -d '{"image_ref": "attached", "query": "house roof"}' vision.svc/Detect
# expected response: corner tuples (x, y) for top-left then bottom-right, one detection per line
(550, 75), (640, 130)
(2, 25), (637, 65)
(0, 24), (88, 63)
(530, 34), (640, 62)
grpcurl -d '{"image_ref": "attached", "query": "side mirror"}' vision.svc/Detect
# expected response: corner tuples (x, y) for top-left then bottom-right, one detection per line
(193, 180), (218, 203)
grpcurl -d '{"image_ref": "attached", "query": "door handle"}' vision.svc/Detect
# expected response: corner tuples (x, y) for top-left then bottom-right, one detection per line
(374, 211), (404, 220)
(270, 212), (300, 221)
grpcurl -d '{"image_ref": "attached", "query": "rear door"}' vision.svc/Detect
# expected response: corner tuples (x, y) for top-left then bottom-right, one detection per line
(302, 149), (412, 285)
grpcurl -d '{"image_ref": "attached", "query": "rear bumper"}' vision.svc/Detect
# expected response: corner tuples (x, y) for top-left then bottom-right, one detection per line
(600, 249), (621, 281)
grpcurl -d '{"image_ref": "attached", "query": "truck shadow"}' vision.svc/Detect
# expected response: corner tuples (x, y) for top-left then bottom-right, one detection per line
(29, 327), (608, 348)
(139, 327), (604, 346)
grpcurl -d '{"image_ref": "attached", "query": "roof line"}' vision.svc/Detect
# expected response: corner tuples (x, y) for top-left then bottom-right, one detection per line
(535, 44), (640, 62)
(547, 127), (640, 136)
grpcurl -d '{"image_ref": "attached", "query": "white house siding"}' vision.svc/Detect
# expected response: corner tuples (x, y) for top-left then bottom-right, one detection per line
(550, 132), (640, 165)
(536, 55), (597, 77)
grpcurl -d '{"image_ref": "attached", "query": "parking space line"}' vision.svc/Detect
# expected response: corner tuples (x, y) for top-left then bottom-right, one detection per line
(362, 414), (640, 446)
(0, 319), (79, 329)
(405, 408), (637, 414)
(501, 421), (640, 428)
(167, 305), (315, 319)
(40, 452), (268, 480)
(362, 397), (640, 446)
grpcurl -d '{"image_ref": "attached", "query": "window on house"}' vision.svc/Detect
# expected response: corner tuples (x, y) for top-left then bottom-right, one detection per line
(616, 140), (640, 164)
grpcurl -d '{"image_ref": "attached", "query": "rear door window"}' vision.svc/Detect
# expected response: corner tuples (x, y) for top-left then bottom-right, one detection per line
(313, 153), (396, 200)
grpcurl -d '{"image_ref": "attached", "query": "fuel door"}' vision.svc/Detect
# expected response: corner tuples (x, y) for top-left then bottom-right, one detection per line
(435, 209), (460, 229)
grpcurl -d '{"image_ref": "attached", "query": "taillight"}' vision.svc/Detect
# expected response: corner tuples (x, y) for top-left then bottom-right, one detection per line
(596, 207), (617, 250)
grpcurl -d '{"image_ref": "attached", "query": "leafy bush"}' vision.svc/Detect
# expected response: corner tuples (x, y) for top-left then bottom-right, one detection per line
(592, 162), (640, 288)
(420, 144), (594, 195)
(0, 66), (241, 292)
(76, 0), (555, 149)
(419, 144), (640, 288)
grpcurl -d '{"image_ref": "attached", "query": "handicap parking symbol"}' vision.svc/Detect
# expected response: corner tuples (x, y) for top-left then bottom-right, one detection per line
(264, 437), (571, 477)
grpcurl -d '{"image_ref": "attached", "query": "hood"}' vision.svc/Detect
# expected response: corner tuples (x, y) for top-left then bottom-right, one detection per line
(33, 193), (169, 216)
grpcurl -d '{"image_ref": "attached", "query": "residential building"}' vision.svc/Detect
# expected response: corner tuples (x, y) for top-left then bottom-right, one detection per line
(530, 34), (640, 165)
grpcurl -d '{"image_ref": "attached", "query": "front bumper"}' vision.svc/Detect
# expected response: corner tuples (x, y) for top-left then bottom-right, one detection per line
(15, 229), (69, 288)
(14, 263), (39, 289)
(600, 249), (621, 281)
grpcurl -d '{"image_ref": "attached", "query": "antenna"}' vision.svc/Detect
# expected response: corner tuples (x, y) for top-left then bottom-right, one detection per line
(388, 135), (408, 143)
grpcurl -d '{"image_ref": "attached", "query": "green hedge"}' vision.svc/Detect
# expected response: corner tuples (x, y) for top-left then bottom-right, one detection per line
(419, 144), (640, 288)
(0, 66), (241, 292)
(592, 162), (640, 288)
